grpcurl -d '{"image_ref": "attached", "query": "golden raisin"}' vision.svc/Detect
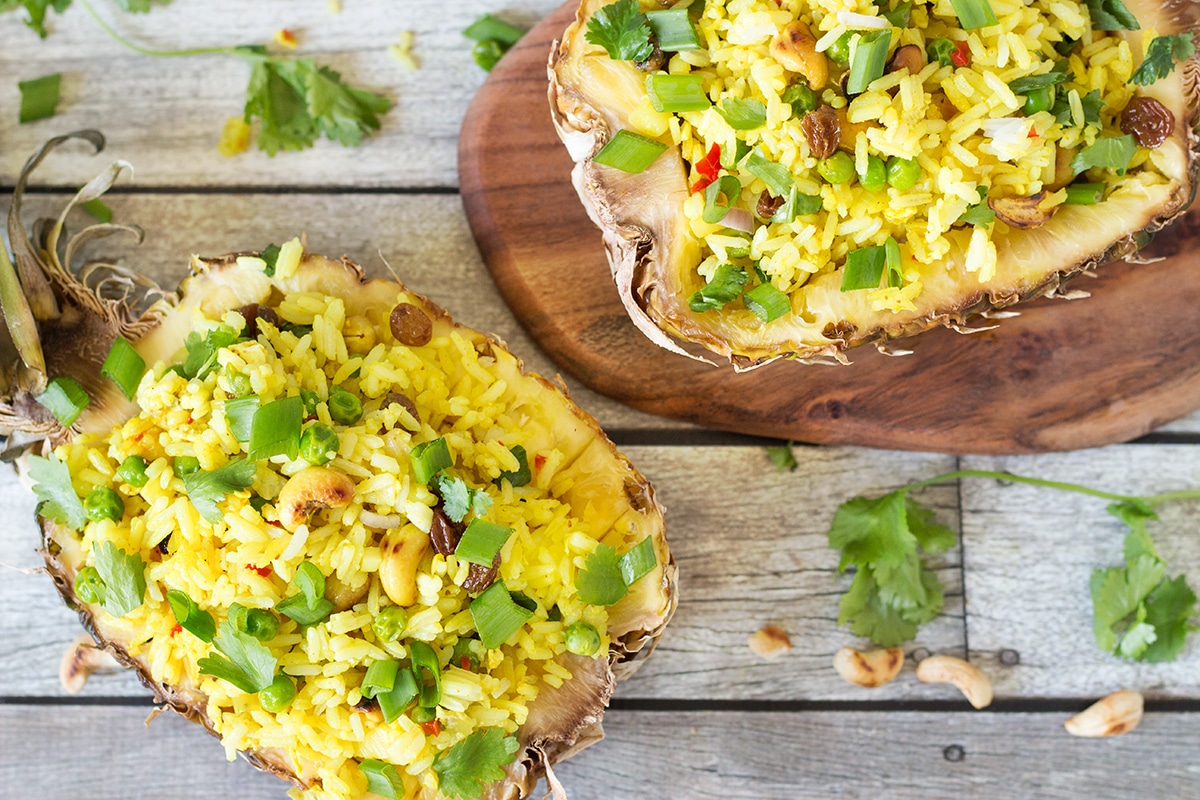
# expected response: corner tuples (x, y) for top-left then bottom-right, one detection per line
(1120, 96), (1174, 149)
(801, 106), (840, 160)
(389, 303), (433, 346)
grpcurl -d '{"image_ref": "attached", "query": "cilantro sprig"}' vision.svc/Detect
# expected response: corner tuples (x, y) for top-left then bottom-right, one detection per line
(432, 728), (520, 800)
(432, 472), (494, 523)
(1131, 34), (1196, 87)
(28, 453), (87, 529)
(197, 618), (278, 693)
(828, 470), (1200, 657)
(575, 537), (658, 606)
(182, 458), (256, 523)
(584, 0), (654, 62)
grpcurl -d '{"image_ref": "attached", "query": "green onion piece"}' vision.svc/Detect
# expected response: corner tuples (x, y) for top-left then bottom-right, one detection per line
(225, 396), (260, 443)
(743, 149), (794, 198)
(361, 659), (399, 699)
(409, 640), (442, 708)
(377, 668), (419, 723)
(115, 455), (149, 488)
(720, 138), (751, 170)
(455, 519), (515, 566)
(770, 186), (823, 224)
(294, 561), (325, 606)
(884, 236), (904, 288)
(35, 376), (89, 427)
(840, 244), (888, 292)
(18, 73), (61, 124)
(618, 536), (658, 586)
(99, 337), (146, 401)
(1064, 182), (1105, 205)
(716, 97), (767, 130)
(167, 589), (216, 642)
(950, 0), (998, 29)
(80, 199), (113, 224)
(247, 395), (303, 462)
(882, 0), (912, 26)
(1070, 134), (1137, 177)
(846, 30), (892, 95)
(463, 13), (525, 46)
(742, 283), (791, 323)
(359, 759), (406, 800)
(644, 73), (710, 112)
(702, 175), (741, 224)
(451, 637), (483, 670)
(688, 264), (748, 312)
(410, 437), (452, 484)
(495, 445), (531, 487)
(645, 8), (702, 51)
(510, 591), (538, 613)
(927, 38), (957, 67)
(592, 130), (669, 174)
(470, 580), (535, 649)
(276, 562), (335, 625)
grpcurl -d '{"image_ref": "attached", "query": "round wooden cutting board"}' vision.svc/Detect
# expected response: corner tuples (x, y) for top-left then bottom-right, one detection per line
(457, 1), (1200, 455)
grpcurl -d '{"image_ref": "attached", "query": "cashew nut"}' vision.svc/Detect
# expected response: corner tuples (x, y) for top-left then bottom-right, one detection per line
(748, 625), (792, 659)
(59, 633), (120, 694)
(1064, 690), (1144, 737)
(915, 655), (994, 708)
(276, 466), (356, 531)
(771, 21), (828, 90)
(833, 646), (904, 688)
(379, 523), (431, 607)
(342, 314), (377, 355)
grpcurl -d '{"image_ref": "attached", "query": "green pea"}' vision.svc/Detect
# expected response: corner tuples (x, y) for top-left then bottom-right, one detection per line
(411, 705), (437, 723)
(472, 39), (507, 72)
(564, 621), (602, 657)
(259, 673), (296, 712)
(827, 31), (854, 65)
(885, 156), (922, 190)
(328, 386), (363, 426)
(926, 38), (956, 67)
(225, 369), (252, 398)
(858, 155), (887, 192)
(85, 486), (124, 523)
(1022, 86), (1055, 115)
(299, 387), (320, 418)
(173, 455), (201, 479)
(299, 423), (340, 466)
(782, 81), (818, 117)
(74, 566), (106, 605)
(372, 606), (408, 642)
(817, 152), (856, 185)
(115, 455), (149, 488)
(240, 608), (279, 642)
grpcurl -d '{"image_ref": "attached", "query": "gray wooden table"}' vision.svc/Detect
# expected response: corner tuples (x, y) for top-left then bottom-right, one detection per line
(1, 2), (1198, 798)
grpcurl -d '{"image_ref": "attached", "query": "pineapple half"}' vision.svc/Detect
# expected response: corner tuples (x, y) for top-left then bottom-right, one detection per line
(550, 0), (1200, 369)
(3, 132), (676, 800)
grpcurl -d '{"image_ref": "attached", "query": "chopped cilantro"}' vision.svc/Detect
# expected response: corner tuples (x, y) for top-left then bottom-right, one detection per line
(584, 0), (654, 63)
(576, 543), (628, 606)
(181, 324), (243, 380)
(3, 0), (71, 38)
(766, 442), (798, 472)
(28, 453), (86, 530)
(92, 540), (147, 617)
(716, 97), (767, 131)
(197, 618), (277, 693)
(688, 264), (747, 312)
(1131, 34), (1195, 86)
(1084, 0), (1139, 30)
(432, 473), (494, 524)
(1052, 89), (1104, 128)
(1070, 135), (1137, 177)
(432, 728), (520, 800)
(182, 458), (256, 523)
(1007, 71), (1071, 94)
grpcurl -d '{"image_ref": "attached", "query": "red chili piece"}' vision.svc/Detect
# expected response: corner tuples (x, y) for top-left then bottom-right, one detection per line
(420, 719), (441, 736)
(951, 41), (970, 67)
(690, 143), (722, 193)
(534, 454), (547, 471)
(460, 656), (472, 670)
(249, 564), (273, 577)
(170, 623), (183, 637)
(1027, 125), (1038, 139)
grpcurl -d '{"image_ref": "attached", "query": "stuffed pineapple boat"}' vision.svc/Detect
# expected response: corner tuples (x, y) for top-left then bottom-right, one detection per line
(4, 132), (675, 800)
(550, 0), (1200, 368)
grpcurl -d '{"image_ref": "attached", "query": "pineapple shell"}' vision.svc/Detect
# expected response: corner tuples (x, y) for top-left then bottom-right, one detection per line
(549, 0), (1200, 369)
(5, 133), (676, 799)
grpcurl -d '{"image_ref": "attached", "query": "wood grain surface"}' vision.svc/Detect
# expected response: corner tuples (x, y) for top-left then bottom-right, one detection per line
(458, 1), (1200, 455)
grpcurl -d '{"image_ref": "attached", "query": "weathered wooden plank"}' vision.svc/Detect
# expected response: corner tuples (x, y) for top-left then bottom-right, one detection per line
(0, 446), (965, 699)
(3, 704), (1198, 799)
(961, 447), (1200, 697)
(0, 0), (562, 188)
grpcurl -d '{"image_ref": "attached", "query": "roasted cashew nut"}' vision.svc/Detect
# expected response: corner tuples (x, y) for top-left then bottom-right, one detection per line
(771, 21), (828, 90)
(276, 466), (356, 531)
(833, 646), (904, 688)
(915, 654), (994, 709)
(60, 633), (120, 694)
(379, 524), (431, 607)
(1064, 690), (1144, 737)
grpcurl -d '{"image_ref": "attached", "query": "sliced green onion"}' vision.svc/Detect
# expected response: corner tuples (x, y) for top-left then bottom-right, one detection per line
(225, 396), (259, 443)
(743, 149), (794, 198)
(688, 264), (748, 312)
(472, 38), (507, 71)
(80, 199), (113, 224)
(455, 519), (515, 566)
(884, 236), (904, 288)
(1064, 182), (1105, 205)
(276, 562), (335, 625)
(410, 437), (452, 484)
(720, 138), (751, 170)
(770, 186), (823, 224)
(167, 589), (216, 642)
(716, 97), (767, 131)
(510, 591), (538, 613)
(35, 376), (89, 427)
(100, 338), (145, 401)
(926, 38), (957, 67)
(361, 659), (399, 699)
(470, 580), (535, 649)
(495, 445), (531, 487)
(409, 640), (442, 708)
(645, 8), (702, 51)
(618, 536), (658, 586)
(846, 30), (892, 95)
(702, 175), (741, 224)
(377, 668), (419, 723)
(359, 759), (406, 800)
(18, 73), (61, 124)
(950, 0), (998, 29)
(593, 130), (669, 174)
(840, 244), (888, 292)
(644, 73), (710, 112)
(882, 0), (912, 26)
(247, 395), (302, 462)
(463, 13), (525, 46)
(742, 283), (791, 323)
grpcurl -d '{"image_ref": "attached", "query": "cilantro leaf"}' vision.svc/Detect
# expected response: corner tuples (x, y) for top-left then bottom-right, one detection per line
(1008, 71), (1071, 94)
(576, 543), (629, 606)
(837, 567), (921, 647)
(1131, 34), (1196, 86)
(28, 453), (87, 529)
(197, 619), (277, 693)
(767, 442), (798, 472)
(584, 0), (654, 62)
(1141, 575), (1198, 662)
(92, 540), (147, 617)
(111, 0), (171, 12)
(958, 186), (996, 227)
(1084, 0), (1139, 30)
(183, 458), (256, 523)
(716, 98), (768, 131)
(1052, 89), (1104, 128)
(1070, 135), (1137, 177)
(433, 728), (520, 800)
(3, 0), (71, 38)
(688, 264), (748, 313)
(434, 474), (473, 523)
(471, 489), (494, 517)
